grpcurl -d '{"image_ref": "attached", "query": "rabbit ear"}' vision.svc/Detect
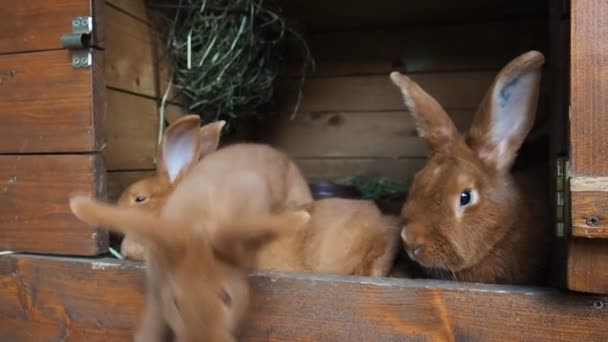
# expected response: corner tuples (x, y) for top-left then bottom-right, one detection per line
(199, 120), (225, 159)
(390, 72), (459, 154)
(158, 115), (202, 184)
(210, 210), (310, 266)
(467, 51), (545, 173)
(69, 195), (189, 250)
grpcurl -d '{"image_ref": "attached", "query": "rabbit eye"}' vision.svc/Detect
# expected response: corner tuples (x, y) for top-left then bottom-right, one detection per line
(459, 189), (473, 207)
(133, 196), (148, 203)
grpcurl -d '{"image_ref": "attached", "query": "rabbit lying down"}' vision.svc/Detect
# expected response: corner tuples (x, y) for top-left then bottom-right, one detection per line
(390, 50), (551, 285)
(69, 115), (312, 342)
(118, 116), (402, 277)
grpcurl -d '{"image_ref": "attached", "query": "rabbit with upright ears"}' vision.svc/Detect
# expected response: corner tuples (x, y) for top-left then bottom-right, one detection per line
(119, 116), (314, 261)
(119, 118), (227, 261)
(390, 50), (550, 285)
(70, 114), (311, 341)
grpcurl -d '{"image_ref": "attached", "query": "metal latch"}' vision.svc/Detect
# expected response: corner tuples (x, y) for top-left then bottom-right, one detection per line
(60, 16), (93, 69)
(555, 156), (570, 237)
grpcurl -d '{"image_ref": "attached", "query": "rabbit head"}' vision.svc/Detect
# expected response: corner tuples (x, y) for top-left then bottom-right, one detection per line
(69, 195), (309, 342)
(390, 51), (545, 275)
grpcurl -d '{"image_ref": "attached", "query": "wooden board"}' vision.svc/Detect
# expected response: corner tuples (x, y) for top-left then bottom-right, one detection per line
(296, 157), (425, 182)
(0, 49), (104, 153)
(1, 254), (607, 341)
(275, 0), (546, 32)
(570, 190), (608, 239)
(0, 155), (107, 255)
(275, 72), (495, 115)
(570, 0), (608, 176)
(107, 170), (154, 201)
(258, 110), (474, 158)
(286, 21), (547, 77)
(568, 238), (608, 295)
(106, 0), (149, 22)
(0, 0), (103, 53)
(104, 4), (172, 98)
(104, 89), (185, 171)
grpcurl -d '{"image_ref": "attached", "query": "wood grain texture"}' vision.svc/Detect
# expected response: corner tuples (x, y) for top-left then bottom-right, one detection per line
(570, 0), (608, 176)
(104, 3), (172, 98)
(275, 0), (546, 32)
(570, 191), (608, 239)
(568, 238), (608, 295)
(0, 155), (108, 255)
(296, 158), (425, 182)
(106, 0), (149, 22)
(257, 110), (474, 158)
(0, 49), (104, 153)
(1, 255), (607, 341)
(104, 89), (185, 170)
(286, 21), (547, 77)
(0, 0), (102, 53)
(275, 72), (494, 115)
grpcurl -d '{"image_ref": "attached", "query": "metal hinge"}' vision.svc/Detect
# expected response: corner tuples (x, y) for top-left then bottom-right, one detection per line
(60, 16), (93, 69)
(555, 156), (570, 237)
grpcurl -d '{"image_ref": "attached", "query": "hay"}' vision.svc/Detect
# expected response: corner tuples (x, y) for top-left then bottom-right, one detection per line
(152, 0), (314, 132)
(337, 176), (410, 200)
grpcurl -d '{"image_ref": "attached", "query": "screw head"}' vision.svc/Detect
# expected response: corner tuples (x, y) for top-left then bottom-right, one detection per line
(593, 300), (604, 310)
(586, 216), (601, 227)
(80, 18), (89, 26)
(7, 70), (15, 77)
(73, 58), (80, 66)
(80, 57), (88, 64)
(73, 19), (80, 27)
(8, 176), (16, 183)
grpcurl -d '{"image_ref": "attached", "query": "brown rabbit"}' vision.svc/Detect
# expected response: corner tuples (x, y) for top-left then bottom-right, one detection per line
(389, 50), (550, 285)
(257, 197), (402, 277)
(70, 196), (309, 342)
(119, 116), (314, 261)
(119, 118), (227, 260)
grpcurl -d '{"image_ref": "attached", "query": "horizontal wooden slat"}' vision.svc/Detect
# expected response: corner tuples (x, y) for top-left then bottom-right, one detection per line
(568, 238), (608, 295)
(0, 0), (103, 53)
(0, 49), (103, 153)
(107, 170), (154, 201)
(276, 0), (546, 32)
(0, 155), (107, 255)
(0, 255), (607, 341)
(275, 72), (495, 114)
(287, 21), (547, 77)
(296, 157), (425, 182)
(104, 89), (185, 170)
(570, 191), (608, 239)
(105, 4), (172, 98)
(258, 111), (474, 158)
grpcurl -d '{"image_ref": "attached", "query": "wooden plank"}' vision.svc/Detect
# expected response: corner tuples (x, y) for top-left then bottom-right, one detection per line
(0, 155), (107, 255)
(106, 0), (149, 22)
(0, 0), (103, 53)
(104, 89), (185, 170)
(570, 0), (608, 176)
(1, 255), (607, 341)
(258, 110), (474, 158)
(275, 0), (546, 32)
(568, 238), (608, 295)
(107, 170), (154, 201)
(570, 191), (608, 239)
(0, 49), (103, 153)
(296, 158), (425, 182)
(105, 4), (171, 98)
(275, 72), (495, 114)
(286, 21), (547, 77)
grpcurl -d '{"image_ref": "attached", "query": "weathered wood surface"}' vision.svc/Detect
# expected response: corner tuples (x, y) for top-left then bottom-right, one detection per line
(106, 0), (150, 22)
(275, 0), (546, 32)
(570, 0), (608, 176)
(568, 238), (608, 295)
(0, 254), (607, 341)
(0, 0), (103, 53)
(570, 191), (608, 239)
(286, 21), (547, 77)
(0, 49), (104, 153)
(0, 155), (107, 255)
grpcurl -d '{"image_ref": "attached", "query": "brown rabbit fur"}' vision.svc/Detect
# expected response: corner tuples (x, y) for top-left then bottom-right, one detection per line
(69, 115), (313, 341)
(256, 198), (402, 276)
(70, 196), (309, 342)
(390, 51), (550, 285)
(119, 116), (313, 261)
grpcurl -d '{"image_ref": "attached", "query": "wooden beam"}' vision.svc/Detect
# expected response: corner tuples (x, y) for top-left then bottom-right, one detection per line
(568, 238), (608, 295)
(0, 155), (107, 255)
(0, 254), (607, 341)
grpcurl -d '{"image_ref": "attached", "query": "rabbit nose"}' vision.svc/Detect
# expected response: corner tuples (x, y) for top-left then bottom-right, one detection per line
(411, 244), (424, 255)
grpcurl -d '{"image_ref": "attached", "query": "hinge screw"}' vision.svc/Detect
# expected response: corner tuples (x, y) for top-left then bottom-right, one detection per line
(8, 70), (16, 77)
(593, 300), (604, 310)
(586, 216), (601, 227)
(73, 19), (80, 27)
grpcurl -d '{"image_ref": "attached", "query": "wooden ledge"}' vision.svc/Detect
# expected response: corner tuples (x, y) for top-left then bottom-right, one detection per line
(0, 254), (607, 341)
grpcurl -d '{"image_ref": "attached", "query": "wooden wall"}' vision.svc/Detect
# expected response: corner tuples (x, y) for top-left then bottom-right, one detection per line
(256, 0), (549, 182)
